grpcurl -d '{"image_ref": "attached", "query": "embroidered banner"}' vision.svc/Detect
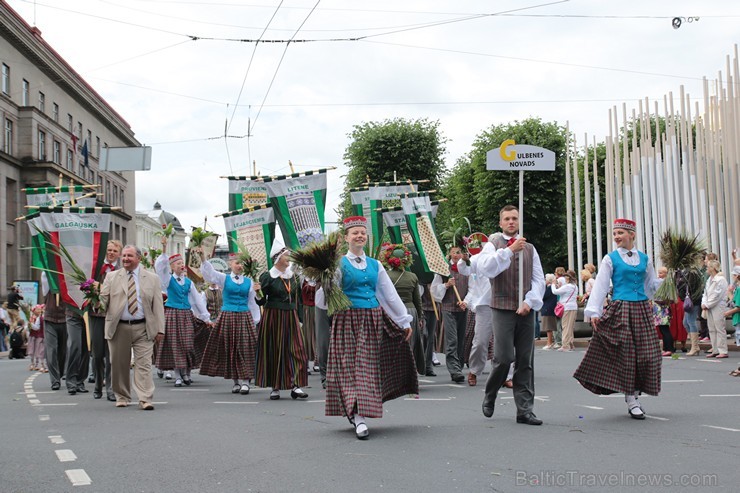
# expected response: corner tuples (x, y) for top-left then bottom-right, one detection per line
(350, 188), (372, 253)
(227, 176), (269, 211)
(185, 233), (220, 284)
(263, 170), (327, 249)
(402, 194), (448, 277)
(222, 205), (276, 275)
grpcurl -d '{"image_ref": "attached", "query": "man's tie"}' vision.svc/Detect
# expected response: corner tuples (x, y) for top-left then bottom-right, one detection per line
(507, 237), (517, 247)
(127, 272), (138, 315)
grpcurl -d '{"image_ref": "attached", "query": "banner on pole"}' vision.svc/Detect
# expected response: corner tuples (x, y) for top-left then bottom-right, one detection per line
(185, 234), (220, 284)
(223, 205), (276, 275)
(263, 171), (327, 249)
(486, 140), (556, 171)
(227, 177), (269, 211)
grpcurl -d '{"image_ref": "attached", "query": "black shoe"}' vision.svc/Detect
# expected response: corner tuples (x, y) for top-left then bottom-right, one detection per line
(88, 376), (95, 384)
(516, 413), (543, 425)
(291, 388), (308, 399)
(93, 391), (102, 399)
(107, 393), (116, 402)
(51, 382), (61, 391)
(68, 389), (77, 395)
(451, 373), (465, 383)
(157, 370), (164, 379)
(76, 387), (89, 393)
(182, 376), (192, 386)
(425, 370), (437, 377)
(482, 401), (495, 418)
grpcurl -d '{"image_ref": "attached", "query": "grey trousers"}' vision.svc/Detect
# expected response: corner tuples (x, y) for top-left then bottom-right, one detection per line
(443, 310), (467, 375)
(422, 310), (438, 372)
(90, 316), (112, 395)
(43, 320), (67, 388)
(314, 307), (331, 381)
(483, 309), (536, 416)
(65, 313), (90, 391)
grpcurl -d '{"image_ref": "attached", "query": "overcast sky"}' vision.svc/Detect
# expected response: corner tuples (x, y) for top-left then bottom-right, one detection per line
(7, 0), (739, 242)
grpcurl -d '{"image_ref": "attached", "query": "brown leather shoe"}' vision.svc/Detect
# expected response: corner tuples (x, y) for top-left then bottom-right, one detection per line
(467, 373), (477, 386)
(138, 401), (154, 411)
(504, 380), (513, 388)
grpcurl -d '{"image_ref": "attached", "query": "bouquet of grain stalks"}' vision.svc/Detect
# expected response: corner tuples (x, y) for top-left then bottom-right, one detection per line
(289, 231), (350, 315)
(654, 229), (706, 303)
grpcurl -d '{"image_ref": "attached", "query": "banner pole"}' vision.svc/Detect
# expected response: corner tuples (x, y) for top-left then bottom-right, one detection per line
(519, 170), (524, 304)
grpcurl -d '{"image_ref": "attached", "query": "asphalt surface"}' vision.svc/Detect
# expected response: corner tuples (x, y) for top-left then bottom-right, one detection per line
(2, 343), (739, 493)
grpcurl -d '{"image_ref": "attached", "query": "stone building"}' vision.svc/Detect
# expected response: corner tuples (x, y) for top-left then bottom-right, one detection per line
(0, 2), (138, 293)
(135, 201), (187, 259)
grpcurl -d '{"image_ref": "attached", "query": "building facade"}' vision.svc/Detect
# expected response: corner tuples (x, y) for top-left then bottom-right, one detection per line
(136, 201), (187, 259)
(0, 2), (138, 294)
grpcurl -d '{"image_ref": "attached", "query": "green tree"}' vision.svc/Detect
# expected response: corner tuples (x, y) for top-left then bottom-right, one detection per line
(340, 118), (447, 216)
(438, 118), (569, 272)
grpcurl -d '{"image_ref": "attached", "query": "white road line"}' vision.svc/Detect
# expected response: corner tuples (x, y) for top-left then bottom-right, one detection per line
(534, 396), (550, 402)
(404, 398), (452, 401)
(699, 394), (740, 397)
(33, 403), (78, 406)
(702, 424), (740, 432)
(39, 415), (50, 421)
(663, 380), (704, 383)
(49, 435), (66, 444)
(27, 393), (37, 398)
(698, 359), (721, 363)
(170, 388), (209, 391)
(645, 415), (669, 421)
(577, 405), (604, 410)
(306, 400), (326, 403)
(28, 399), (41, 405)
(213, 401), (259, 404)
(419, 384), (463, 388)
(55, 450), (77, 462)
(65, 469), (92, 486)
(598, 395), (625, 398)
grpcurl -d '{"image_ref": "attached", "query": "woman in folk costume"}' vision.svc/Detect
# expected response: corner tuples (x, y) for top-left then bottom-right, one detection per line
(300, 279), (319, 373)
(154, 239), (211, 387)
(324, 216), (418, 440)
(197, 249), (261, 395)
(254, 240), (309, 400)
(574, 219), (662, 420)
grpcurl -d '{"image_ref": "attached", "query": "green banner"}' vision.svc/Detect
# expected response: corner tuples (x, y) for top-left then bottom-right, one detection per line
(227, 176), (269, 211)
(263, 171), (327, 249)
(222, 205), (276, 274)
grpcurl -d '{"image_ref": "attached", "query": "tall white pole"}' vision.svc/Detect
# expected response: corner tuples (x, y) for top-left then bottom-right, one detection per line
(593, 135), (603, 263)
(584, 132), (593, 267)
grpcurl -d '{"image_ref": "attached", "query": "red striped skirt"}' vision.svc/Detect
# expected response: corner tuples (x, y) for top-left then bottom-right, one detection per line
(325, 307), (419, 419)
(301, 305), (316, 362)
(199, 310), (258, 380)
(255, 308), (308, 390)
(155, 308), (197, 370)
(462, 309), (476, 365)
(573, 300), (662, 396)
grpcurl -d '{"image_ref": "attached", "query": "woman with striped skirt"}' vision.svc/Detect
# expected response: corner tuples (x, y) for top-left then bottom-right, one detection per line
(323, 216), (418, 440)
(198, 251), (261, 395)
(255, 241), (308, 401)
(301, 279), (319, 372)
(154, 242), (211, 387)
(574, 219), (662, 420)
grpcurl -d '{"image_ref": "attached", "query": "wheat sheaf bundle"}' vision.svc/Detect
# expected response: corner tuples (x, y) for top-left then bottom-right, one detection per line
(654, 229), (706, 303)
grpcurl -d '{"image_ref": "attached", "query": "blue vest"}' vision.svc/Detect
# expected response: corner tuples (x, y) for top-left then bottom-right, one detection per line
(165, 276), (192, 310)
(221, 275), (252, 312)
(340, 256), (380, 309)
(609, 250), (648, 301)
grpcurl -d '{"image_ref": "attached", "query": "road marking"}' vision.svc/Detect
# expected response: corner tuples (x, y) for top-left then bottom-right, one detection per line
(27, 393), (37, 398)
(702, 424), (740, 432)
(699, 394), (740, 397)
(534, 396), (550, 402)
(33, 403), (78, 406)
(645, 415), (669, 421)
(213, 401), (259, 404)
(170, 388), (209, 391)
(28, 399), (41, 405)
(65, 469), (92, 486)
(39, 415), (50, 421)
(419, 384), (463, 388)
(598, 395), (625, 398)
(418, 379), (434, 383)
(49, 435), (66, 444)
(306, 400), (326, 403)
(404, 398), (452, 401)
(663, 380), (703, 383)
(698, 359), (721, 363)
(56, 450), (77, 462)
(577, 405), (604, 410)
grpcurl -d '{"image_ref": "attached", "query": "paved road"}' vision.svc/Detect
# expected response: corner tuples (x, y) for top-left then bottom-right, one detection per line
(2, 346), (739, 492)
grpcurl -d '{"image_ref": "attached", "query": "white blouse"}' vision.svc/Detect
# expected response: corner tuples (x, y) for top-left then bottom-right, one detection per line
(154, 254), (210, 322)
(200, 260), (261, 325)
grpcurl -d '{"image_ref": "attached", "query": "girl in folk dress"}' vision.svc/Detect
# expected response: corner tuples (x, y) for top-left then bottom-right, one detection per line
(323, 216), (418, 440)
(254, 241), (308, 400)
(551, 270), (578, 352)
(574, 219), (662, 420)
(28, 305), (47, 372)
(154, 242), (211, 387)
(198, 251), (261, 395)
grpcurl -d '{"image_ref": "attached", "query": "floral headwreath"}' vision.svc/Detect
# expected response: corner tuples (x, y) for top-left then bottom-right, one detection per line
(379, 243), (413, 270)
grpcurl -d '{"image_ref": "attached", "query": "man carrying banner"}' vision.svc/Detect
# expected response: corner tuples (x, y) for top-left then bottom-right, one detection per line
(431, 246), (470, 383)
(476, 205), (545, 425)
(99, 245), (165, 410)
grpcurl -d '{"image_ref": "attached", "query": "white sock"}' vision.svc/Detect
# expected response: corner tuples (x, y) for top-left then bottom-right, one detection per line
(354, 414), (366, 425)
(173, 369), (182, 379)
(233, 379), (240, 385)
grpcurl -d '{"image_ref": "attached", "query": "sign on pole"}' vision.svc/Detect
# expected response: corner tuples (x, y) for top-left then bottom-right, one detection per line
(486, 140), (556, 303)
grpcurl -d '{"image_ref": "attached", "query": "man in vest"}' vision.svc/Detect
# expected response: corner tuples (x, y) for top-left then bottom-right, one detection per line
(432, 246), (470, 383)
(476, 205), (545, 425)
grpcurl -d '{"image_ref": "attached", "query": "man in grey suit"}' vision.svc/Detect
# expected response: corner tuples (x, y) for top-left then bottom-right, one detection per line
(99, 245), (165, 410)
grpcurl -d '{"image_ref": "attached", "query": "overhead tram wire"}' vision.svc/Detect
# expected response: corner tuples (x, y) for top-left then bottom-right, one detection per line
(250, 0), (321, 133)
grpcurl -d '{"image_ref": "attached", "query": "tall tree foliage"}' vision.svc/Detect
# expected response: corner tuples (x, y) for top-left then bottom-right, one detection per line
(438, 118), (569, 272)
(340, 118), (447, 216)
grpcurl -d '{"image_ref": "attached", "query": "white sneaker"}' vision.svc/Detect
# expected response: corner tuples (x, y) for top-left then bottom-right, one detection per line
(164, 371), (173, 380)
(542, 344), (553, 350)
(432, 355), (441, 366)
(552, 344), (562, 350)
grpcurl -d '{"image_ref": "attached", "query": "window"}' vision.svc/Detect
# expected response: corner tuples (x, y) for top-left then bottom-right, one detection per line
(96, 136), (100, 157)
(77, 122), (82, 139)
(22, 79), (29, 105)
(53, 140), (61, 164)
(113, 184), (119, 206)
(67, 114), (73, 132)
(38, 130), (46, 160)
(52, 103), (59, 122)
(1, 64), (9, 94)
(66, 149), (73, 170)
(105, 180), (111, 205)
(3, 119), (12, 154)
(120, 188), (125, 210)
(38, 92), (45, 112)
